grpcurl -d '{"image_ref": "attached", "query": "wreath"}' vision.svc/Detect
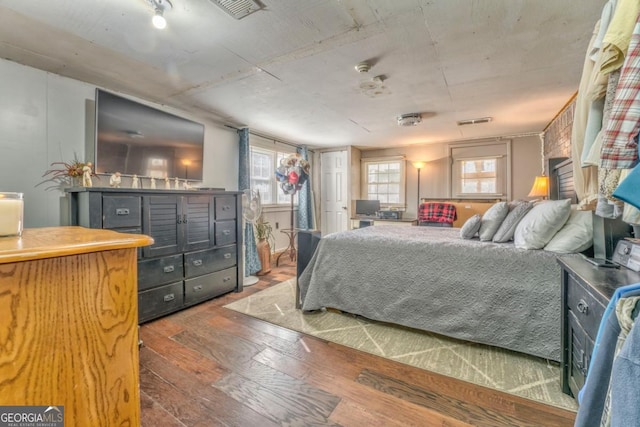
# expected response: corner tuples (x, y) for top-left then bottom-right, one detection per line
(275, 153), (310, 195)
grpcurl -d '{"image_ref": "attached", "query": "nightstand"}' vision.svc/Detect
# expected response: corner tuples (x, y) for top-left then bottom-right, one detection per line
(558, 256), (640, 400)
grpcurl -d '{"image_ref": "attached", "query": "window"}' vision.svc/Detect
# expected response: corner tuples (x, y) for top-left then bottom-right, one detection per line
(250, 146), (298, 205)
(362, 158), (406, 207)
(450, 141), (510, 199)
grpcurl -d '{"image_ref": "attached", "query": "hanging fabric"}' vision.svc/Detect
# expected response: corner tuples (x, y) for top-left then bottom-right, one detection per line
(296, 145), (314, 230)
(238, 128), (261, 276)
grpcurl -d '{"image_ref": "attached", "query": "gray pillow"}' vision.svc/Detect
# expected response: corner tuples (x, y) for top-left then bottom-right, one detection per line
(479, 202), (509, 241)
(492, 201), (534, 243)
(460, 214), (482, 239)
(514, 199), (572, 249)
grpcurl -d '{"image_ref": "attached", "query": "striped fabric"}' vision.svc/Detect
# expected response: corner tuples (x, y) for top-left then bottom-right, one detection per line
(418, 202), (457, 224)
(601, 15), (640, 169)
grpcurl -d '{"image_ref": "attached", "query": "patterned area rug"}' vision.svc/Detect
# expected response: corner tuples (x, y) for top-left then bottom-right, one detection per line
(224, 279), (578, 411)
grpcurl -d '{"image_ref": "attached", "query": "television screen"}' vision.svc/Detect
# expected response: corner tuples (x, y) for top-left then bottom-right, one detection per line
(94, 89), (204, 181)
(355, 199), (380, 216)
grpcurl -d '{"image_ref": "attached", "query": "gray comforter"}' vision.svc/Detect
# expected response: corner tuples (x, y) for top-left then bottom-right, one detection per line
(298, 225), (574, 361)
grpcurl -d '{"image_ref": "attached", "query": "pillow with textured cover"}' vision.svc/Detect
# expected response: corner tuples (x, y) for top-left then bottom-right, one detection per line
(478, 202), (509, 241)
(513, 199), (572, 250)
(492, 201), (534, 243)
(544, 208), (593, 253)
(460, 214), (482, 239)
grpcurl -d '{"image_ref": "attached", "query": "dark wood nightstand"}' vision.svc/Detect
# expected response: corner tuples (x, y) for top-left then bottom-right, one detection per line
(558, 256), (640, 400)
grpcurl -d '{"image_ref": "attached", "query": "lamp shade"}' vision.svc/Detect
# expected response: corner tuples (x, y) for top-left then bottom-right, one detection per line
(528, 175), (549, 198)
(412, 161), (425, 170)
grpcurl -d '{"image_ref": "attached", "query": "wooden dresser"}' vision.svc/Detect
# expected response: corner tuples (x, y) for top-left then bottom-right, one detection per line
(558, 256), (640, 400)
(0, 226), (152, 426)
(66, 188), (243, 323)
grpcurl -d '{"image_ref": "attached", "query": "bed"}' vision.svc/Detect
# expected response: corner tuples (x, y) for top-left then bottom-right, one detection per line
(297, 160), (586, 362)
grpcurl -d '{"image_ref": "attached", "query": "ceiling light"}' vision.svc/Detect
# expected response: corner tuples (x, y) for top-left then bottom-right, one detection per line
(457, 117), (492, 126)
(149, 0), (172, 29)
(397, 113), (422, 127)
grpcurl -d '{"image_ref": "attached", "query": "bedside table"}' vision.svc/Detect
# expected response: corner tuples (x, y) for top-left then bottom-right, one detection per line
(558, 256), (640, 400)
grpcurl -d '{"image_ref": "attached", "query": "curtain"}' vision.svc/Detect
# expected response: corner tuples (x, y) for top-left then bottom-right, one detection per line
(296, 145), (314, 230)
(238, 128), (261, 276)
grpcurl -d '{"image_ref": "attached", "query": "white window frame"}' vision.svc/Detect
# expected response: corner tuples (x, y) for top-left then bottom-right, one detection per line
(448, 140), (511, 200)
(249, 144), (298, 207)
(361, 156), (406, 208)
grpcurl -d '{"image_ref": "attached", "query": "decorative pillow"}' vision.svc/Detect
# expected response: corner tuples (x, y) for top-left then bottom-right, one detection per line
(513, 199), (572, 250)
(492, 201), (534, 243)
(544, 208), (593, 253)
(478, 202), (509, 241)
(460, 214), (482, 239)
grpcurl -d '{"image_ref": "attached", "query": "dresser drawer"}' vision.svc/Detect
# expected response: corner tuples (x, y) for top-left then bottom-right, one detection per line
(138, 254), (184, 291)
(215, 220), (236, 246)
(566, 273), (606, 340)
(215, 196), (236, 220)
(103, 195), (142, 228)
(568, 310), (594, 397)
(184, 267), (237, 305)
(184, 246), (237, 278)
(138, 281), (184, 323)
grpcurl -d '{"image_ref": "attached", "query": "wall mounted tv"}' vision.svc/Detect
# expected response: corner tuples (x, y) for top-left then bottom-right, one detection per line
(94, 89), (205, 181)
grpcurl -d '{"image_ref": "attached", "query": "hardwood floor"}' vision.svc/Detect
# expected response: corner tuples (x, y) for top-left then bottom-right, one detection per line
(139, 258), (577, 427)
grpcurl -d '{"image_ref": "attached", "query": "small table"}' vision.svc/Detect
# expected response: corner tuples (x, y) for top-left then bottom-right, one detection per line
(276, 228), (298, 266)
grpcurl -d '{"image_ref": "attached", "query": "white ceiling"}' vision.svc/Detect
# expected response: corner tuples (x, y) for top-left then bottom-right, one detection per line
(0, 0), (602, 149)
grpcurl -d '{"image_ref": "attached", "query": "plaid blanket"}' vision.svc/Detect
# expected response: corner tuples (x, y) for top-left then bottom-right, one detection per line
(418, 202), (457, 223)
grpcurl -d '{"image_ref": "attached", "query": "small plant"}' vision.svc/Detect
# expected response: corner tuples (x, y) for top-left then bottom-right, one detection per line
(254, 215), (275, 249)
(38, 153), (97, 190)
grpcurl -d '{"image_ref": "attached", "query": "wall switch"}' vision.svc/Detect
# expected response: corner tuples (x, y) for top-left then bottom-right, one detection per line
(465, 204), (472, 209)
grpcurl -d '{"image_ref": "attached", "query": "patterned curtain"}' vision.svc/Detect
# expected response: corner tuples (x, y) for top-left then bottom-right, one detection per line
(296, 145), (314, 230)
(238, 128), (261, 276)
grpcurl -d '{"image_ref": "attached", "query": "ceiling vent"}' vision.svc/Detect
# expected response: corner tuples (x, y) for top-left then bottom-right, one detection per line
(457, 117), (492, 126)
(397, 113), (422, 127)
(208, 0), (264, 19)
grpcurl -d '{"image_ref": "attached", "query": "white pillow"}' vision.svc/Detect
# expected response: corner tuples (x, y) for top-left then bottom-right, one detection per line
(513, 199), (572, 249)
(544, 209), (593, 253)
(479, 202), (509, 241)
(460, 214), (482, 239)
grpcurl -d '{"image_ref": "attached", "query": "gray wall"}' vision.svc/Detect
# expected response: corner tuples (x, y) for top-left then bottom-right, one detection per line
(0, 58), (239, 228)
(360, 135), (541, 218)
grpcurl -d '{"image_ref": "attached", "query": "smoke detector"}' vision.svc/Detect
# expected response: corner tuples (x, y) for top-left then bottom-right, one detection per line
(355, 61), (371, 73)
(397, 113), (422, 127)
(457, 117), (492, 126)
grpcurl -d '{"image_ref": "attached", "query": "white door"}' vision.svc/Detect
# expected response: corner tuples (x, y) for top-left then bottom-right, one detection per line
(321, 150), (349, 235)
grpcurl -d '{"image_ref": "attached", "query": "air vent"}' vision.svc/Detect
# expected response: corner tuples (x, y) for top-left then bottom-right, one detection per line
(208, 0), (264, 19)
(457, 117), (493, 126)
(397, 113), (422, 127)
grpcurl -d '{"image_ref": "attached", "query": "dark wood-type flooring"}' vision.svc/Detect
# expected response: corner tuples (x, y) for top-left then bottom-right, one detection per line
(139, 257), (577, 427)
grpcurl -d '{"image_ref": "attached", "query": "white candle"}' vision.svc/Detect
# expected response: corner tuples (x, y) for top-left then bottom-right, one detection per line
(0, 193), (24, 236)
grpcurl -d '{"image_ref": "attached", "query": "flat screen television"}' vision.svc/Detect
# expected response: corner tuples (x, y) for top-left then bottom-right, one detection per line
(355, 199), (380, 216)
(94, 89), (205, 181)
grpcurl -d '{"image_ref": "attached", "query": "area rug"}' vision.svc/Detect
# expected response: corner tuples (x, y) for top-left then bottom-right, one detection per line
(224, 279), (578, 411)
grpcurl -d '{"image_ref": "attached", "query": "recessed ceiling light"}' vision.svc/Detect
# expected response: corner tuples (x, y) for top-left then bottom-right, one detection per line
(457, 117), (492, 126)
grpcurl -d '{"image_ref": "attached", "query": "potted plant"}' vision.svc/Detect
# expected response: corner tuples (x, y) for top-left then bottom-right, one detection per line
(254, 215), (275, 275)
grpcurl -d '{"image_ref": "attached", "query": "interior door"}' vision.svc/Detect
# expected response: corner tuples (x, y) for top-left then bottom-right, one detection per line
(321, 150), (349, 235)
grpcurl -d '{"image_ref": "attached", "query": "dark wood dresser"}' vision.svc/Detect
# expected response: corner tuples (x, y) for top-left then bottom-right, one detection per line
(67, 187), (243, 323)
(558, 256), (640, 400)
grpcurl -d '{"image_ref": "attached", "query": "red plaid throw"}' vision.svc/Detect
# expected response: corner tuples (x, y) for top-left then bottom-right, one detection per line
(418, 203), (457, 223)
(601, 15), (640, 169)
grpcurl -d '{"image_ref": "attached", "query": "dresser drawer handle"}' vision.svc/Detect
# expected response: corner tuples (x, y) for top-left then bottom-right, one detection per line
(193, 285), (203, 292)
(163, 265), (175, 273)
(223, 230), (231, 235)
(223, 276), (231, 282)
(222, 205), (230, 211)
(116, 208), (130, 216)
(163, 293), (175, 302)
(223, 253), (231, 259)
(192, 259), (203, 267)
(577, 299), (589, 315)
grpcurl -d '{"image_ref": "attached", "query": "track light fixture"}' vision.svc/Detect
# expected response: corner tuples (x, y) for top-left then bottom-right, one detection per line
(149, 0), (172, 29)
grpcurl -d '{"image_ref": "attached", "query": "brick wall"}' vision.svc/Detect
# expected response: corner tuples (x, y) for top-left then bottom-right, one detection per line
(543, 98), (575, 170)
